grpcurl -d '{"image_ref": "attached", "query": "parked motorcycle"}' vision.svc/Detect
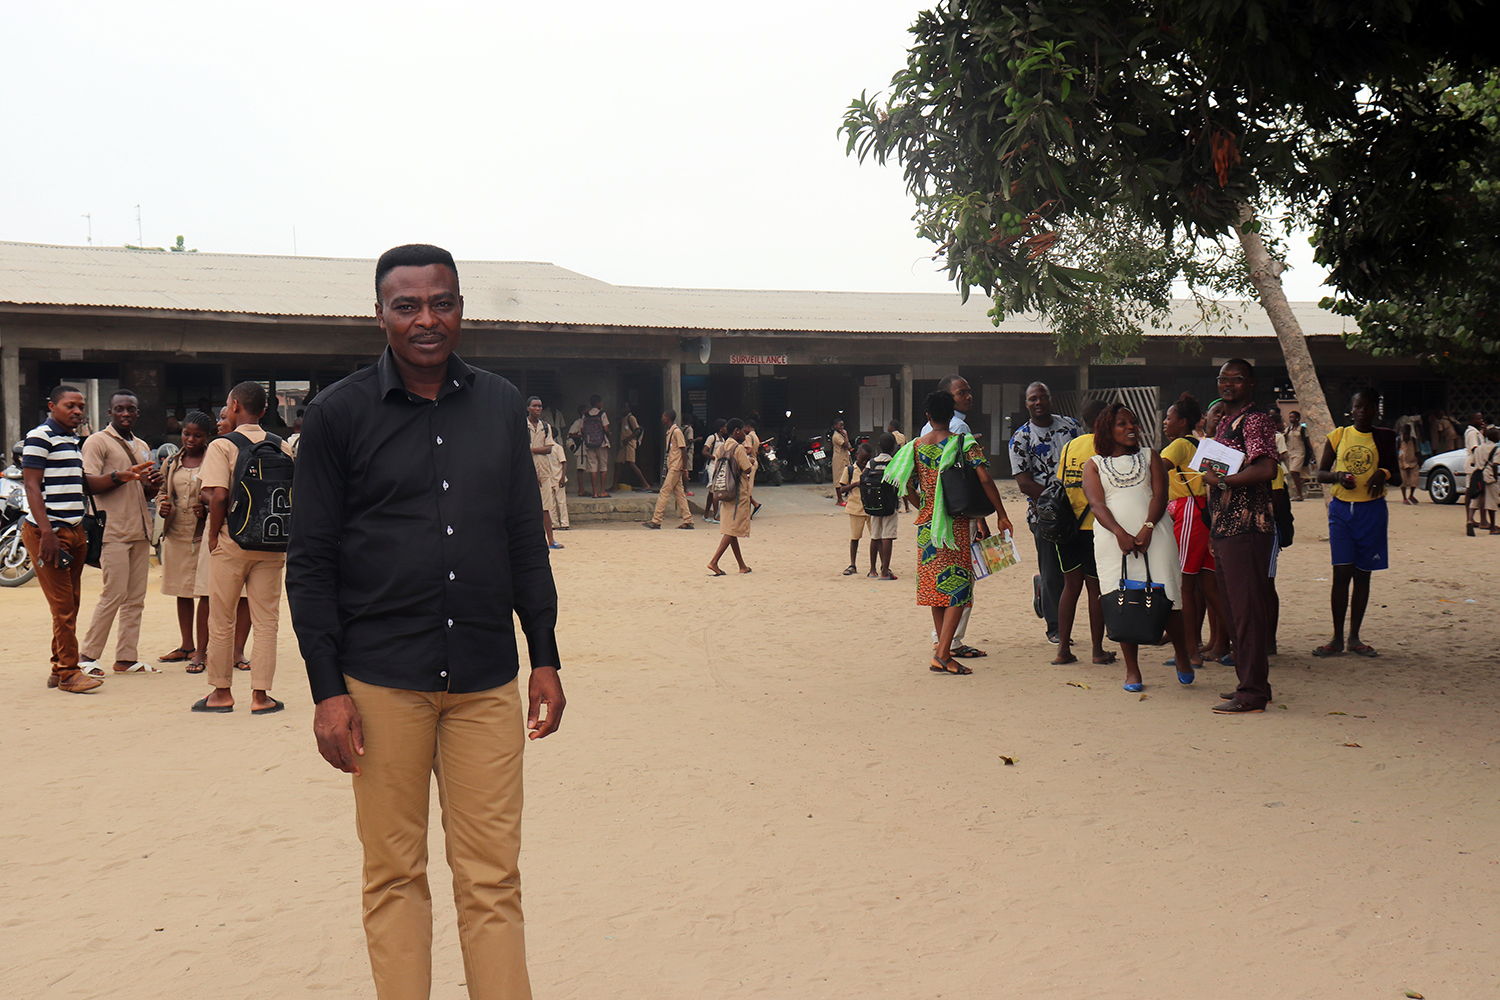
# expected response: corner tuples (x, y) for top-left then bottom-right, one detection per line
(1, 461), (35, 587)
(775, 429), (826, 484)
(755, 437), (783, 486)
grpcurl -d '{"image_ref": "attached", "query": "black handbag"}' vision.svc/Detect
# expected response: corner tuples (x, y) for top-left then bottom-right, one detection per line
(1101, 553), (1173, 644)
(82, 494), (106, 568)
(941, 437), (995, 518)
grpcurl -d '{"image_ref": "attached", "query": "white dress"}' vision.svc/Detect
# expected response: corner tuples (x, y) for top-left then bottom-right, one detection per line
(1090, 451), (1182, 606)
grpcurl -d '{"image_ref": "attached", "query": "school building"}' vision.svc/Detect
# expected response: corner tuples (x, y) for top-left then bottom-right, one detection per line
(1, 241), (1486, 474)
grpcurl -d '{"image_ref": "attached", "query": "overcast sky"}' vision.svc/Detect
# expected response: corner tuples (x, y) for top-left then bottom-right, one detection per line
(1, 0), (1329, 300)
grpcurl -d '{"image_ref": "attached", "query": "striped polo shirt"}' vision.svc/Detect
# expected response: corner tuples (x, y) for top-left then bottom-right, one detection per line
(22, 417), (86, 527)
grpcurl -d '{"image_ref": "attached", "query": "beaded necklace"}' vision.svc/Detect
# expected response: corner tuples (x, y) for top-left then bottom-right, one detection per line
(1098, 450), (1148, 489)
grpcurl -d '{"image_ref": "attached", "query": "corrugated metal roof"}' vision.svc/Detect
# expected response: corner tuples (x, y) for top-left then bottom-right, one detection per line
(0, 240), (1346, 337)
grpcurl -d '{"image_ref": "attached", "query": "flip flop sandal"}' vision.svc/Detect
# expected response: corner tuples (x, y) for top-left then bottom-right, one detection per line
(1348, 643), (1379, 657)
(950, 644), (988, 658)
(185, 660), (206, 674)
(842, 565), (858, 575)
(235, 659), (251, 671)
(1311, 644), (1343, 657)
(158, 646), (195, 662)
(114, 662), (162, 673)
(190, 697), (233, 713)
(251, 698), (285, 715)
(929, 657), (972, 675)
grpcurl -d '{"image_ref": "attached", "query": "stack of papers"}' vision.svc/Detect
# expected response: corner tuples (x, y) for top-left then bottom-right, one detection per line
(1190, 439), (1245, 478)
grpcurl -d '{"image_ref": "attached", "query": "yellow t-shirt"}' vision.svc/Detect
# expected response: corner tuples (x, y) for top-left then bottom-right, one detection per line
(838, 463), (866, 516)
(1327, 425), (1382, 502)
(1160, 436), (1204, 500)
(1057, 434), (1097, 531)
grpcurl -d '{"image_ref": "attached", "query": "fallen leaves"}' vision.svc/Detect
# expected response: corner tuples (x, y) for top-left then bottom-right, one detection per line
(999, 756), (1016, 766)
(1066, 681), (1090, 689)
(1405, 991), (1424, 999)
(1342, 742), (1363, 748)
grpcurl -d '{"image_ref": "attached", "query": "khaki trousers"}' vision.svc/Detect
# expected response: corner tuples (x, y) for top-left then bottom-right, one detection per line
(21, 522), (88, 677)
(549, 482), (570, 528)
(651, 468), (692, 525)
(346, 675), (530, 1000)
(81, 538), (151, 662)
(206, 542), (283, 691)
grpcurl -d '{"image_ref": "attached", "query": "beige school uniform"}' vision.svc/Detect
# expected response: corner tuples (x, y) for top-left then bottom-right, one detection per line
(652, 424), (694, 526)
(80, 424), (154, 664)
(1399, 437), (1422, 489)
(159, 454), (208, 598)
(838, 463), (869, 539)
(619, 414), (641, 464)
(200, 426), (292, 692)
(715, 439), (755, 537)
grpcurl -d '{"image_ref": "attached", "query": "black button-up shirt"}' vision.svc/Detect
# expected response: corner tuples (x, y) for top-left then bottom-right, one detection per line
(287, 348), (560, 703)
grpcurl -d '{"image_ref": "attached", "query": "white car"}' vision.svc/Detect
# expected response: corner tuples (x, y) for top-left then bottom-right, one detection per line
(1418, 448), (1469, 504)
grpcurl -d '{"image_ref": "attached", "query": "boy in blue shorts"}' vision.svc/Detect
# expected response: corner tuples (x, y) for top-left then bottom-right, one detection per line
(1313, 388), (1400, 657)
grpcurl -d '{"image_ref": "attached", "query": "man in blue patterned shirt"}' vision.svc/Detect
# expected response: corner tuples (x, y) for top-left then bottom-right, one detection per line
(1008, 382), (1081, 643)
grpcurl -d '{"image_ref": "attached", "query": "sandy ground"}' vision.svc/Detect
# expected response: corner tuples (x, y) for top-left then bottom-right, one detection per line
(2, 483), (1497, 999)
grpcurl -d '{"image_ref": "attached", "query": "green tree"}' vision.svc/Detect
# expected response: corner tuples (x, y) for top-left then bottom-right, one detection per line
(842, 1), (1493, 447)
(1314, 69), (1500, 372)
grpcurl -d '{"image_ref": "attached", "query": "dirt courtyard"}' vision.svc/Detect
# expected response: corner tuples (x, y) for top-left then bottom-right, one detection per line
(2, 483), (1496, 999)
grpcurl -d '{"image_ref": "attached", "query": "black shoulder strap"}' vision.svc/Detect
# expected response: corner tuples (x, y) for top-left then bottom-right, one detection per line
(226, 431), (256, 489)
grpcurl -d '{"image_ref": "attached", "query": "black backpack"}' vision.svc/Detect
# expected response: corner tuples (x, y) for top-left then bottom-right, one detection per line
(1035, 477), (1088, 545)
(860, 459), (898, 516)
(582, 410), (607, 449)
(226, 432), (294, 551)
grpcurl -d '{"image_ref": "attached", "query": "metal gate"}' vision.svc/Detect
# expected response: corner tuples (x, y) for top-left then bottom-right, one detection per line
(1053, 386), (1163, 449)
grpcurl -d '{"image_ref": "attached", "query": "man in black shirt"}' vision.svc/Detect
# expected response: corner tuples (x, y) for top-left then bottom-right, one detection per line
(288, 244), (564, 1000)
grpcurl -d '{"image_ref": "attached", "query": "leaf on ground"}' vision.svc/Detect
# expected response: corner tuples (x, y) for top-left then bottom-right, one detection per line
(1138, 693), (1149, 701)
(1066, 681), (1090, 689)
(999, 755), (1016, 765)
(1342, 742), (1363, 748)
(1405, 991), (1424, 999)
(1328, 711), (1348, 715)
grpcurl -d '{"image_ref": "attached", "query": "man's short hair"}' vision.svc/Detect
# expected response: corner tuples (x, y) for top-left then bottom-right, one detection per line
(111, 389), (138, 403)
(725, 418), (745, 433)
(49, 384), (82, 404)
(937, 374), (965, 392)
(887, 419), (901, 432)
(228, 381), (268, 417)
(664, 409), (677, 421)
(527, 396), (542, 406)
(878, 432), (897, 454)
(1221, 357), (1255, 378)
(589, 395), (602, 406)
(1025, 381), (1050, 396)
(375, 244), (459, 297)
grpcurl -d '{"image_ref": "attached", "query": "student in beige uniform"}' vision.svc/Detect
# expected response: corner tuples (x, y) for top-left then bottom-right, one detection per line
(156, 410), (213, 672)
(79, 389), (164, 675)
(743, 419), (763, 517)
(527, 397), (564, 550)
(836, 442), (873, 576)
(192, 382), (292, 714)
(549, 440), (571, 528)
(613, 401), (653, 492)
(646, 409), (694, 528)
(707, 419), (755, 575)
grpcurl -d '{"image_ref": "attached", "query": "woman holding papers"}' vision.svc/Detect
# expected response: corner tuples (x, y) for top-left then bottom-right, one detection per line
(1082, 403), (1196, 693)
(1161, 395), (1229, 665)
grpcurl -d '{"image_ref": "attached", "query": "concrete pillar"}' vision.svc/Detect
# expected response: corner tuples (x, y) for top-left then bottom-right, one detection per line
(664, 360), (682, 422)
(2, 341), (19, 451)
(221, 363), (235, 401)
(1077, 362), (1090, 392)
(900, 363), (913, 440)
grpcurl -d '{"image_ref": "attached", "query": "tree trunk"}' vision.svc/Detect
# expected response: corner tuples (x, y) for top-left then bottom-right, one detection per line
(1234, 205), (1335, 456)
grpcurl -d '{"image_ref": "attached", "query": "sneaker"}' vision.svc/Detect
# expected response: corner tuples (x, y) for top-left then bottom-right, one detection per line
(78, 660), (105, 678)
(1046, 631), (1059, 645)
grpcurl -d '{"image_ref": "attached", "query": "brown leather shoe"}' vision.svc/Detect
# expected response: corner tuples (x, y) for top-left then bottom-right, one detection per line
(47, 673), (60, 689)
(56, 670), (103, 694)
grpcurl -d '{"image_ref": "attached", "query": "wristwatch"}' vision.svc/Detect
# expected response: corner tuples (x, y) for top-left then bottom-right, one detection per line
(1142, 521), (1155, 529)
(110, 470), (119, 485)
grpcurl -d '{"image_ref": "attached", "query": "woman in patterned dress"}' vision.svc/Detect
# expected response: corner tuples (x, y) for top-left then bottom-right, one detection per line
(889, 390), (1013, 675)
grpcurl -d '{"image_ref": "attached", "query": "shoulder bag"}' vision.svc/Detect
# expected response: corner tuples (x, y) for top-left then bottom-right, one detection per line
(82, 493), (106, 568)
(941, 436), (995, 518)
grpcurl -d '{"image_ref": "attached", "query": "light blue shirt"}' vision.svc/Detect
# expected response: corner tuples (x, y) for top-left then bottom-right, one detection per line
(919, 414), (972, 436)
